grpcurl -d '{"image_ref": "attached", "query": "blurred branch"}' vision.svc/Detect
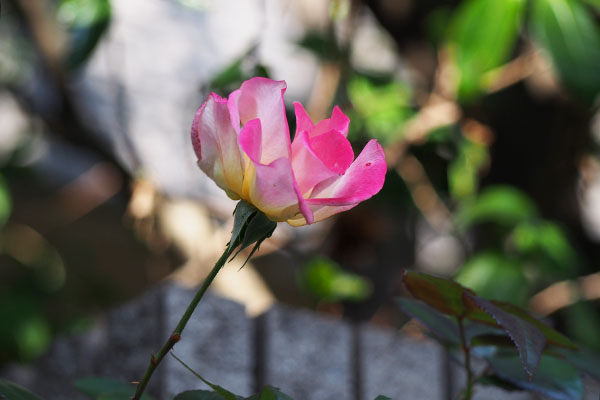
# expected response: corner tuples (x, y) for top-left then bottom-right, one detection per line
(394, 153), (451, 232)
(11, 0), (67, 77)
(306, 63), (341, 121)
(529, 272), (600, 316)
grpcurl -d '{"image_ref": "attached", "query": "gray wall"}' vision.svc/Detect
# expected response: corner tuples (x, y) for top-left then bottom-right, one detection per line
(2, 283), (598, 399)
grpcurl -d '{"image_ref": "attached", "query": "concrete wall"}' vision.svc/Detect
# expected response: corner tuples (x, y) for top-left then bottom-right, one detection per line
(2, 282), (598, 399)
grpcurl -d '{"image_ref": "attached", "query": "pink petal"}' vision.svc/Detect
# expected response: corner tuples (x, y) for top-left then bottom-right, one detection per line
(238, 118), (262, 162)
(291, 130), (354, 195)
(235, 77), (291, 165)
(310, 106), (351, 138)
(239, 119), (313, 224)
(227, 89), (241, 133)
(304, 139), (386, 223)
(191, 93), (244, 198)
(310, 130), (354, 174)
(293, 102), (314, 139)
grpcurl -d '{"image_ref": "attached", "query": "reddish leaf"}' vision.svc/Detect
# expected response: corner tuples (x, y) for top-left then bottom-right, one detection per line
(465, 293), (546, 378)
(493, 302), (578, 350)
(402, 270), (475, 317)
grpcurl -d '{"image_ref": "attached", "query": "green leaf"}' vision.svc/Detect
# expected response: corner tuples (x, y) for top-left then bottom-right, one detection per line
(73, 377), (132, 395)
(463, 297), (577, 350)
(97, 395), (141, 400)
(487, 354), (583, 400)
(174, 391), (229, 400)
(447, 0), (526, 101)
(74, 377), (153, 400)
(494, 301), (577, 350)
(448, 138), (488, 199)
(395, 297), (461, 344)
(464, 294), (546, 378)
(0, 380), (43, 400)
(246, 386), (293, 400)
(402, 270), (475, 317)
(530, 0), (600, 103)
(0, 174), (11, 228)
(170, 352), (243, 400)
(56, 0), (112, 70)
(396, 297), (507, 347)
(456, 185), (537, 228)
(557, 347), (600, 381)
(373, 397), (392, 400)
(300, 257), (372, 302)
(455, 251), (529, 306)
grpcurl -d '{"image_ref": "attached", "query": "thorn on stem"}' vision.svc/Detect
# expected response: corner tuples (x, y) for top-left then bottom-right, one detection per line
(171, 333), (181, 343)
(131, 381), (140, 385)
(151, 353), (158, 365)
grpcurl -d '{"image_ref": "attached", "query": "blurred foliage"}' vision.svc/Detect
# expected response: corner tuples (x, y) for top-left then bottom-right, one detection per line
(456, 185), (538, 228)
(447, 136), (489, 199)
(347, 75), (414, 144)
(560, 301), (600, 352)
(209, 46), (271, 95)
(0, 174), (12, 228)
(455, 251), (529, 306)
(299, 257), (371, 302)
(530, 0), (600, 103)
(298, 31), (341, 62)
(0, 379), (43, 400)
(447, 0), (525, 102)
(56, 0), (112, 70)
(510, 221), (576, 277)
(74, 377), (154, 400)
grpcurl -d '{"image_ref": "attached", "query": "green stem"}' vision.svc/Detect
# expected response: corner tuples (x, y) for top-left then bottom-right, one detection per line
(132, 247), (231, 399)
(457, 316), (473, 400)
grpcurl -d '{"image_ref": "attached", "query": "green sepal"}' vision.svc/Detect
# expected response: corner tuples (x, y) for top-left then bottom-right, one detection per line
(227, 201), (277, 268)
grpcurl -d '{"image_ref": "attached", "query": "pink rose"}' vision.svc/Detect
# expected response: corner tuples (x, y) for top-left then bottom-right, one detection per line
(191, 77), (386, 226)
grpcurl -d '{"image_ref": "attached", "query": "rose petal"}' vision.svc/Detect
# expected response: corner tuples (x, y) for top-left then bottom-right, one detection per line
(291, 130), (354, 194)
(291, 130), (336, 195)
(287, 139), (386, 225)
(238, 118), (262, 162)
(227, 89), (242, 133)
(235, 77), (291, 164)
(191, 93), (244, 198)
(293, 102), (314, 139)
(311, 106), (351, 138)
(310, 130), (354, 174)
(239, 119), (313, 224)
(310, 139), (386, 203)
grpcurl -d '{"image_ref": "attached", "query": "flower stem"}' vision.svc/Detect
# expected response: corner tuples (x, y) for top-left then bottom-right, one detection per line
(457, 316), (473, 400)
(132, 247), (231, 399)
